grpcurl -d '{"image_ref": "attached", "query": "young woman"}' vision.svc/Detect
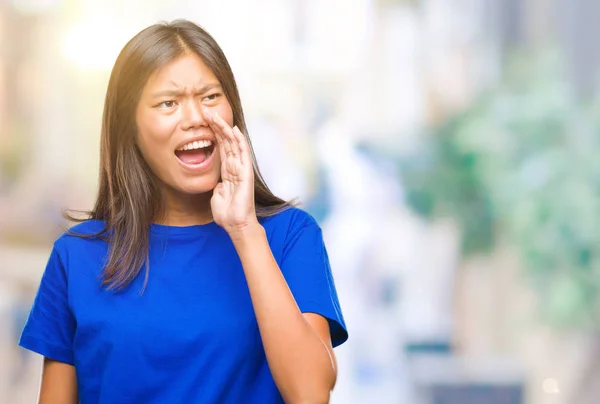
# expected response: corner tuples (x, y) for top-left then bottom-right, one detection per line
(19, 19), (347, 404)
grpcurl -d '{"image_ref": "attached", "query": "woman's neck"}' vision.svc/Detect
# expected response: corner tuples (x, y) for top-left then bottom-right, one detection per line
(157, 190), (214, 227)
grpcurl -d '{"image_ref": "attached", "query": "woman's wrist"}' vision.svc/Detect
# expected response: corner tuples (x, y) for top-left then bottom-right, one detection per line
(227, 219), (265, 246)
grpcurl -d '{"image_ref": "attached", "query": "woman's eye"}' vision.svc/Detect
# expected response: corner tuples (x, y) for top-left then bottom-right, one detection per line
(158, 100), (176, 108)
(203, 93), (221, 102)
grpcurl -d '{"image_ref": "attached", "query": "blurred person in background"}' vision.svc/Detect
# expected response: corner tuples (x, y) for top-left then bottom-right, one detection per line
(18, 19), (347, 404)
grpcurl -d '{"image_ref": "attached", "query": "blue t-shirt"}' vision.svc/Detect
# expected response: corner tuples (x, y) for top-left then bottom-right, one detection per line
(19, 207), (348, 403)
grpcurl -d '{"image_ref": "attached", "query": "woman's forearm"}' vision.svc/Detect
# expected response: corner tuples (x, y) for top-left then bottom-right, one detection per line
(230, 222), (336, 403)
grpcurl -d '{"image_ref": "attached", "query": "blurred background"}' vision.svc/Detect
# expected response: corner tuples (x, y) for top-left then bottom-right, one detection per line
(1, 0), (600, 403)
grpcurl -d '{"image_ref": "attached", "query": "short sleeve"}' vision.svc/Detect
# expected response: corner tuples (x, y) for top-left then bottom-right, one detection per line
(19, 244), (76, 365)
(280, 223), (348, 347)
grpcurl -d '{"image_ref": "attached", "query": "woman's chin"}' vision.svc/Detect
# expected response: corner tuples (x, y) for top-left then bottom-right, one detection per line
(176, 178), (220, 196)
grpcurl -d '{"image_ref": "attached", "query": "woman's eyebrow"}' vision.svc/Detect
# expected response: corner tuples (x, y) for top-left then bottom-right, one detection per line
(150, 83), (222, 99)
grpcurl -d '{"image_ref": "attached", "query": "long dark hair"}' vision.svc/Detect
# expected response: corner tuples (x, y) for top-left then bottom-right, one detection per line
(67, 20), (293, 291)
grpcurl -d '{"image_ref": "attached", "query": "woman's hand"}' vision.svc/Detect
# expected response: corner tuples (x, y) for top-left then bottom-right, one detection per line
(206, 110), (258, 236)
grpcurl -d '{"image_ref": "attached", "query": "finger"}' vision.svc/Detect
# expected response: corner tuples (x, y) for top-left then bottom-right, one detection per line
(214, 127), (231, 157)
(204, 109), (232, 158)
(232, 126), (250, 167)
(213, 123), (234, 159)
(212, 125), (229, 164)
(215, 130), (229, 167)
(212, 112), (239, 157)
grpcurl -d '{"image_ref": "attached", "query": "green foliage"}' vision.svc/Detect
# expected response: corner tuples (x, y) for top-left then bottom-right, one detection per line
(401, 52), (600, 329)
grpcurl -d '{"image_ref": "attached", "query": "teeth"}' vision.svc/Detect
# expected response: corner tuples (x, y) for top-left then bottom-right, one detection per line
(178, 140), (212, 151)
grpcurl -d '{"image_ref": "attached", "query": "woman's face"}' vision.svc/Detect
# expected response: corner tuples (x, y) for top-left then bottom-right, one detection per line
(135, 53), (233, 197)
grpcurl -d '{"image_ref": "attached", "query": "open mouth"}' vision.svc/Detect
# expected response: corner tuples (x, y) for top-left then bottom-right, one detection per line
(175, 139), (216, 166)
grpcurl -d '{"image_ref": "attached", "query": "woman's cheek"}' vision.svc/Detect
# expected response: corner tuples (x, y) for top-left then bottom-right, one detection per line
(207, 102), (234, 126)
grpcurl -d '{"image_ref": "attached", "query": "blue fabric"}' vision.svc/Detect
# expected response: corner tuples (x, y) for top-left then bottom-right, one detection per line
(19, 207), (347, 403)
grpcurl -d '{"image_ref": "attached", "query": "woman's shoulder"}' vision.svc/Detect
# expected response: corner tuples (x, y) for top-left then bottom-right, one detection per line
(261, 206), (321, 234)
(54, 219), (108, 247)
(64, 219), (107, 236)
